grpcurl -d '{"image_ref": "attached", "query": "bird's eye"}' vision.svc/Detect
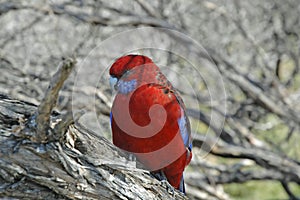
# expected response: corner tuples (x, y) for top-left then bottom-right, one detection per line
(123, 70), (129, 75)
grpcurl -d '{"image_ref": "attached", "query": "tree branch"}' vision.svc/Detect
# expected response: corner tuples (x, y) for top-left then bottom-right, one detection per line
(35, 58), (76, 142)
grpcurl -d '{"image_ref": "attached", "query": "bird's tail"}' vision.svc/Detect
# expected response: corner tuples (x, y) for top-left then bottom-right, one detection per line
(179, 175), (185, 193)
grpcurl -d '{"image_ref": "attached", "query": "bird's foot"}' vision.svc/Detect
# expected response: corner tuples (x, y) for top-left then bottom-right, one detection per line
(151, 171), (176, 196)
(160, 179), (175, 196)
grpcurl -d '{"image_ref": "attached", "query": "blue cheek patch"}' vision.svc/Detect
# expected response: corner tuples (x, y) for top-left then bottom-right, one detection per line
(117, 79), (137, 94)
(110, 76), (118, 90)
(177, 111), (190, 148)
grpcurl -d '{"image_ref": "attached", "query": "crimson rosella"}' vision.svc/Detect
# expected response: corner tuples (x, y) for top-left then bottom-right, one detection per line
(109, 55), (192, 193)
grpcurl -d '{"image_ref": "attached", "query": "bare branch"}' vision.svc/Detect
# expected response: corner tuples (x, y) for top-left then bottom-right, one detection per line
(35, 58), (76, 142)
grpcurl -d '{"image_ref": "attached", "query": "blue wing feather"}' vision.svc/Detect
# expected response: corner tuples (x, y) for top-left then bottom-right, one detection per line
(177, 108), (192, 150)
(177, 113), (189, 147)
(110, 111), (113, 124)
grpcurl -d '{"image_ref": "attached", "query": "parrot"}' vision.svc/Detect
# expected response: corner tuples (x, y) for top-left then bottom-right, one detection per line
(109, 54), (192, 193)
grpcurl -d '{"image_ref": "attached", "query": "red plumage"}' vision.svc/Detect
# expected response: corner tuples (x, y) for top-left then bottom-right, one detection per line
(109, 55), (192, 192)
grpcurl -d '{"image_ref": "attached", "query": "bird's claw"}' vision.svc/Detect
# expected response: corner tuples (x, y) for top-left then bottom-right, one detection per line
(160, 180), (175, 196)
(151, 171), (176, 196)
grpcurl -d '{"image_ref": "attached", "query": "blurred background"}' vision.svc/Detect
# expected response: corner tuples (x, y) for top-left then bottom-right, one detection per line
(0, 0), (300, 199)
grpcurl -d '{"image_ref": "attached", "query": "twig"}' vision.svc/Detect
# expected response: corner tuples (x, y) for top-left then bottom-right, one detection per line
(281, 181), (300, 200)
(35, 58), (76, 143)
(210, 143), (300, 183)
(134, 0), (162, 18)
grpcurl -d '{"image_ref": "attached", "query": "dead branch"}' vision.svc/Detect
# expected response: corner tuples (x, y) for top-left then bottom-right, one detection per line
(35, 58), (76, 142)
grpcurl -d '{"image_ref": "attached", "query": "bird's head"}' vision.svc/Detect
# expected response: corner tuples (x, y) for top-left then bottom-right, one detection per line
(109, 54), (153, 79)
(109, 54), (153, 90)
